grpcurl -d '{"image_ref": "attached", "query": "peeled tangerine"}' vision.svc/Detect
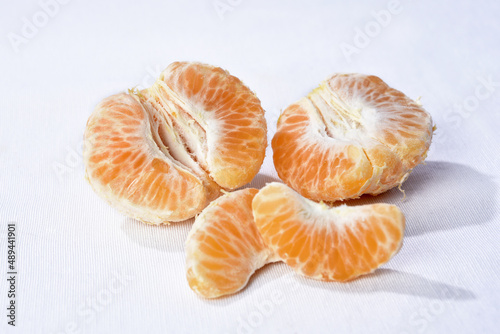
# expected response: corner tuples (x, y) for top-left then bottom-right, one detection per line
(272, 73), (433, 202)
(83, 62), (267, 224)
(186, 184), (404, 298)
(185, 188), (275, 298)
(252, 183), (405, 282)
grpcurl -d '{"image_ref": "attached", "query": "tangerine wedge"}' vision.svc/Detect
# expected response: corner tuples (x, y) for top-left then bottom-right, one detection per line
(272, 73), (433, 202)
(252, 183), (405, 282)
(84, 62), (267, 224)
(185, 188), (275, 298)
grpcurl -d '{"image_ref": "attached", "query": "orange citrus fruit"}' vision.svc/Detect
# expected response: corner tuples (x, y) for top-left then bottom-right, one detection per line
(83, 62), (267, 224)
(272, 73), (433, 202)
(185, 188), (275, 298)
(252, 183), (405, 282)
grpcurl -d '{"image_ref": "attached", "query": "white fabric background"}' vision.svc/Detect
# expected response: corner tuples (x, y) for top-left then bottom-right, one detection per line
(1, 0), (499, 333)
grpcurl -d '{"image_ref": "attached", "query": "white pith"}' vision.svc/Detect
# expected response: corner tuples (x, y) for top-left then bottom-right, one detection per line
(137, 81), (217, 191)
(302, 82), (387, 156)
(157, 68), (230, 188)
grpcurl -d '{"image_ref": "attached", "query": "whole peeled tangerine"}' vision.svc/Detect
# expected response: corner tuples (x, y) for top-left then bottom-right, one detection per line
(272, 73), (433, 202)
(84, 62), (267, 224)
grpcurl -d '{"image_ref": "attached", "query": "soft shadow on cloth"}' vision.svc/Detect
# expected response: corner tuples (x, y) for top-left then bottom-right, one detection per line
(200, 266), (475, 306)
(337, 161), (498, 237)
(196, 262), (292, 307)
(121, 217), (193, 253)
(297, 268), (476, 300)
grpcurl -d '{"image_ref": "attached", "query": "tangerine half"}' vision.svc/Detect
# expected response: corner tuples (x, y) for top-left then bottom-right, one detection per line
(84, 62), (267, 224)
(272, 73), (433, 202)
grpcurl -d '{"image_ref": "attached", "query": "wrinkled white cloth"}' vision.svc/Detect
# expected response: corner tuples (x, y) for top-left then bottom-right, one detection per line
(0, 0), (499, 333)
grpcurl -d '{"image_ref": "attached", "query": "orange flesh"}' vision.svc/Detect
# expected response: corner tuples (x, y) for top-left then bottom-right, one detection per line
(85, 94), (206, 222)
(158, 62), (267, 189)
(252, 183), (405, 282)
(84, 62), (267, 224)
(272, 73), (433, 202)
(186, 188), (274, 298)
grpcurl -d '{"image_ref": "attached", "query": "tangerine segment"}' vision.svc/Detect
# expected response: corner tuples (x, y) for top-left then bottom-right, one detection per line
(272, 73), (433, 202)
(158, 62), (267, 189)
(252, 183), (405, 282)
(84, 94), (207, 224)
(84, 62), (267, 224)
(186, 188), (274, 298)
